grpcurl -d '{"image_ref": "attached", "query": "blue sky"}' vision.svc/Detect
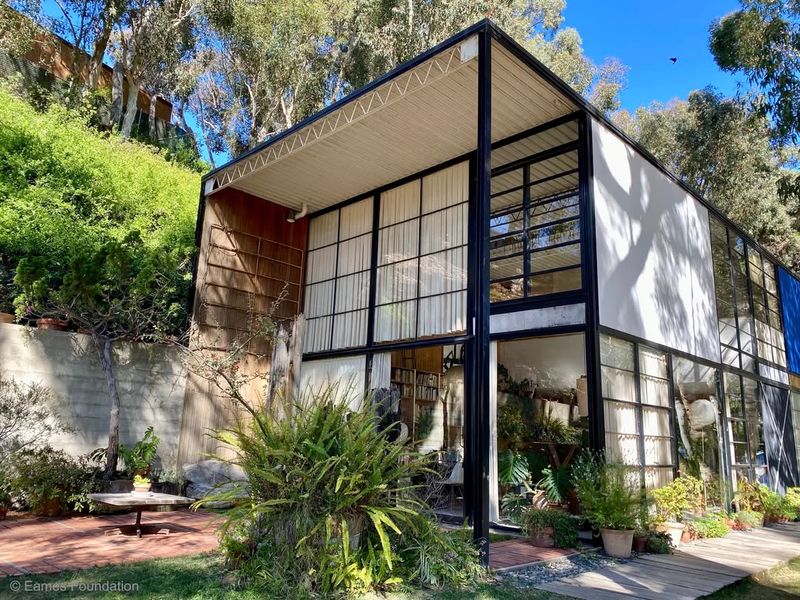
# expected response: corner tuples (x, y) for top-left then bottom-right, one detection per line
(563, 0), (742, 112)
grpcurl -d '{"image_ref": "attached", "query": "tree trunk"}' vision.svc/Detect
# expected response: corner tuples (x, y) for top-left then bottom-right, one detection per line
(110, 62), (124, 128)
(120, 74), (139, 138)
(148, 93), (158, 143)
(100, 336), (122, 480)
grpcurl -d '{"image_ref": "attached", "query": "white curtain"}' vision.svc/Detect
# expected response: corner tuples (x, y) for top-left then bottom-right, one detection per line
(299, 355), (367, 409)
(604, 400), (640, 466)
(375, 162), (468, 342)
(369, 352), (392, 390)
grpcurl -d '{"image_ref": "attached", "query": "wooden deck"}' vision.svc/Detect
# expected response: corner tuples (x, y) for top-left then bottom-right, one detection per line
(537, 523), (800, 599)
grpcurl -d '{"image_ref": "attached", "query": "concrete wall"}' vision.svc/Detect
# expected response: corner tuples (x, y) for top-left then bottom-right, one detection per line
(0, 324), (186, 472)
(592, 118), (720, 363)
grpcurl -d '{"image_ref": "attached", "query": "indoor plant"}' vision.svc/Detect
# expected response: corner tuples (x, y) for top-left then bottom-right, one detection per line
(523, 507), (578, 548)
(573, 452), (638, 558)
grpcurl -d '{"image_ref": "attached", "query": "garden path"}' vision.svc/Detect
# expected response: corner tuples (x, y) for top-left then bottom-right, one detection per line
(536, 523), (800, 599)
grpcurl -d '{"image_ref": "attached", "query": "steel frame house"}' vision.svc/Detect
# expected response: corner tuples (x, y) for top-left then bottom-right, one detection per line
(182, 20), (800, 561)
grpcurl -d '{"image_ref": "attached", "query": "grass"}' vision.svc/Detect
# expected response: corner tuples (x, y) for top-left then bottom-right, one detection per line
(705, 556), (800, 599)
(0, 553), (566, 600)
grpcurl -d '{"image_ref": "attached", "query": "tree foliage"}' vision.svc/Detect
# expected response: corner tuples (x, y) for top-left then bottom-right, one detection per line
(615, 89), (800, 269)
(710, 0), (800, 143)
(0, 84), (198, 323)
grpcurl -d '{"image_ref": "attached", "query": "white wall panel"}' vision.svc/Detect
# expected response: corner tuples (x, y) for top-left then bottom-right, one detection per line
(592, 119), (720, 363)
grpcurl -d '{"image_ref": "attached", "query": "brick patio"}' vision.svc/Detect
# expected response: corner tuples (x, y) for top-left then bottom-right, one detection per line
(489, 538), (584, 571)
(0, 509), (220, 577)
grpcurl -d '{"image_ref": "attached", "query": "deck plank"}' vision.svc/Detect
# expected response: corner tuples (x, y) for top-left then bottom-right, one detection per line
(533, 524), (800, 600)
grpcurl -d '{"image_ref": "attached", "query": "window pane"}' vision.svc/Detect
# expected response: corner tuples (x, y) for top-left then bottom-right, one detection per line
(308, 210), (339, 250)
(333, 310), (368, 349)
(380, 179), (419, 226)
(490, 279), (523, 302)
(601, 366), (636, 402)
(378, 220), (418, 265)
(306, 248), (337, 283)
(420, 248), (467, 296)
(529, 267), (581, 296)
(490, 232), (523, 259)
(339, 198), (372, 239)
(491, 186), (524, 213)
(376, 260), (417, 304)
(528, 220), (580, 250)
(422, 161), (468, 213)
(491, 168), (523, 196)
(530, 243), (580, 272)
(490, 254), (523, 282)
(304, 316), (332, 353)
(375, 301), (416, 342)
(418, 291), (466, 337)
(600, 334), (635, 370)
(334, 272), (370, 312)
(337, 234), (371, 276)
(304, 281), (334, 318)
(490, 210), (524, 236)
(420, 204), (467, 255)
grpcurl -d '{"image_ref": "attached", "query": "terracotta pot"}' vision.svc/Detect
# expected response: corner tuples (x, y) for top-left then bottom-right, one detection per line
(681, 530), (693, 543)
(37, 318), (69, 331)
(632, 535), (648, 553)
(133, 483), (152, 494)
(601, 529), (634, 558)
(656, 521), (684, 547)
(529, 526), (555, 548)
(0, 312), (14, 324)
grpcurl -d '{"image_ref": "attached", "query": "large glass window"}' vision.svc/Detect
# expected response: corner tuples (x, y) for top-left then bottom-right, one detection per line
(489, 123), (581, 303)
(724, 373), (766, 488)
(304, 198), (373, 352)
(748, 246), (787, 369)
(673, 358), (725, 506)
(600, 334), (675, 489)
(375, 162), (468, 343)
(710, 218), (756, 372)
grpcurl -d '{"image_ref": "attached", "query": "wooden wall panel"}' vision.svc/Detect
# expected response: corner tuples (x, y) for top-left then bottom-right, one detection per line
(178, 188), (308, 466)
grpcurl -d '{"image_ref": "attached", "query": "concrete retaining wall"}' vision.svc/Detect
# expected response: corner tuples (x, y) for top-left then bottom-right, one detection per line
(0, 324), (186, 473)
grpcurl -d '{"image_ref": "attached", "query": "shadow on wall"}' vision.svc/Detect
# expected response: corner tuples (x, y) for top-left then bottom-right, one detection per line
(0, 324), (187, 471)
(592, 122), (719, 363)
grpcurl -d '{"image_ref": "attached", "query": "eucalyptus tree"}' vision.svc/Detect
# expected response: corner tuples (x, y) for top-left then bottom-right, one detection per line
(710, 0), (800, 143)
(190, 0), (627, 157)
(615, 89), (800, 269)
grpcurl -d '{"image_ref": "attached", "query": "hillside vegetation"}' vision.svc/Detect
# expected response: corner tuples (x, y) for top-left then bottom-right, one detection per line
(0, 86), (199, 330)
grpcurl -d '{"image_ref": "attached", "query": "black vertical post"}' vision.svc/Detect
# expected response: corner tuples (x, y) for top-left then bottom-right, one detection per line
(472, 27), (492, 565)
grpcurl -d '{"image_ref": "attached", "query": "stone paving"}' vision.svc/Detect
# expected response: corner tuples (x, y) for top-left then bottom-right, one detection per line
(0, 509), (219, 576)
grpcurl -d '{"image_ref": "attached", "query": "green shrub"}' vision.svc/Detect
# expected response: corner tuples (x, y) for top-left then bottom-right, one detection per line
(650, 475), (704, 522)
(734, 510), (764, 529)
(687, 516), (730, 539)
(498, 449), (529, 487)
(0, 86), (198, 331)
(8, 446), (98, 514)
(785, 488), (800, 519)
(523, 508), (579, 548)
(199, 390), (484, 596)
(646, 531), (673, 554)
(572, 451), (638, 531)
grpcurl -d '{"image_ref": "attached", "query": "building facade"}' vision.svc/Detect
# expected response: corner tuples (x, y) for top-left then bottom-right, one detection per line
(185, 21), (800, 557)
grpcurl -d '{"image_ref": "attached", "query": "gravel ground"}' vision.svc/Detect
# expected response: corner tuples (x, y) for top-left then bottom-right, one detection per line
(494, 548), (633, 588)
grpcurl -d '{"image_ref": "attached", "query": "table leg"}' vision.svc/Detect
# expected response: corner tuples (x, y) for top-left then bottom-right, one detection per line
(135, 508), (143, 538)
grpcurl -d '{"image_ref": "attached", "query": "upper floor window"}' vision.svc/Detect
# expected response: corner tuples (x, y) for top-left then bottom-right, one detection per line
(488, 120), (581, 303)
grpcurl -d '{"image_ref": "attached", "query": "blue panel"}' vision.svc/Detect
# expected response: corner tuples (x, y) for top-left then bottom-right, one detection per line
(778, 267), (800, 375)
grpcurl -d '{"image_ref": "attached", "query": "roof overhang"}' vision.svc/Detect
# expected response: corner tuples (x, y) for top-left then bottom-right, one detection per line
(202, 21), (582, 213)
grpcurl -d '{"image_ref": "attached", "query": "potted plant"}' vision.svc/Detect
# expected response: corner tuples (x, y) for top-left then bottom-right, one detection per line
(573, 452), (638, 558)
(650, 475), (703, 547)
(132, 474), (152, 494)
(523, 507), (579, 548)
(118, 426), (160, 482)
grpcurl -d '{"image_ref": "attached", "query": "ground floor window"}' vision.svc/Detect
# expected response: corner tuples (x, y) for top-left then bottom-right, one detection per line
(600, 334), (675, 489)
(673, 357), (726, 507)
(792, 390), (800, 480)
(724, 372), (767, 490)
(493, 333), (588, 523)
(371, 345), (466, 518)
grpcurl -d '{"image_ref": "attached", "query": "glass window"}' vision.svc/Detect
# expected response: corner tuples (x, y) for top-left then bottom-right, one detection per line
(600, 334), (675, 489)
(374, 162), (468, 343)
(792, 390), (800, 479)
(304, 198), (373, 352)
(709, 218), (756, 372)
(673, 357), (725, 507)
(489, 121), (581, 303)
(748, 245), (787, 369)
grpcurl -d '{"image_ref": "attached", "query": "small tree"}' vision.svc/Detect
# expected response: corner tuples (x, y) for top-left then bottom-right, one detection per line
(14, 233), (187, 478)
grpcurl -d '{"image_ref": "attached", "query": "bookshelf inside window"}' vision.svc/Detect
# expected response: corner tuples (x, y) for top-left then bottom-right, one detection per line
(390, 367), (441, 440)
